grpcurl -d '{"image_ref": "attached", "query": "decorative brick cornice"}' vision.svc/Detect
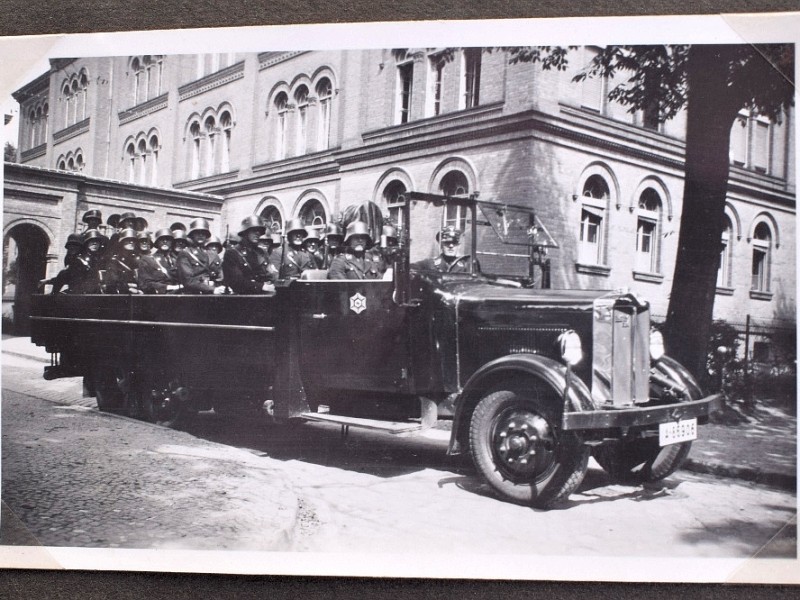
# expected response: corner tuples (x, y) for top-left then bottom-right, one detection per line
(178, 62), (245, 102)
(118, 93), (169, 125)
(21, 143), (47, 162)
(53, 118), (90, 145)
(258, 51), (308, 70)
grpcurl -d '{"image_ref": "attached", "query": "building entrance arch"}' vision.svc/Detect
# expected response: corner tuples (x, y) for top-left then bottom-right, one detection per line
(3, 223), (50, 333)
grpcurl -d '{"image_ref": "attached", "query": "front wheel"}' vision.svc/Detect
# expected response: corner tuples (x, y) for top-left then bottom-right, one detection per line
(93, 366), (130, 415)
(469, 389), (589, 509)
(593, 438), (692, 483)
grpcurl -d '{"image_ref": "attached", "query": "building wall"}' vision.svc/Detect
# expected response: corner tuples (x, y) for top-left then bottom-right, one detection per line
(10, 48), (796, 339)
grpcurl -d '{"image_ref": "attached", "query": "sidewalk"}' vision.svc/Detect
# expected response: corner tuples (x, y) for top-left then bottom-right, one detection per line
(2, 334), (796, 492)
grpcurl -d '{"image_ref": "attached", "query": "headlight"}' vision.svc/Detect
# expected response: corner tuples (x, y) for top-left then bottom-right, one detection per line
(558, 330), (583, 367)
(650, 328), (665, 362)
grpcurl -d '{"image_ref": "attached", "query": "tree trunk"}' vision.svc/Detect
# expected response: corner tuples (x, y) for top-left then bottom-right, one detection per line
(663, 46), (742, 381)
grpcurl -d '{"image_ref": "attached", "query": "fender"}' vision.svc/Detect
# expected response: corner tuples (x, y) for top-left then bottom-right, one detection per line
(653, 355), (704, 400)
(447, 353), (595, 455)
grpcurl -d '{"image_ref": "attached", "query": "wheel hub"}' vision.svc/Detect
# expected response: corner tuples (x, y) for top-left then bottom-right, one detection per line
(493, 409), (555, 480)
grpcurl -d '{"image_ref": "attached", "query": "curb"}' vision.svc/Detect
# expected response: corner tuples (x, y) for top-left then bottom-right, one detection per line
(682, 458), (796, 492)
(3, 350), (50, 364)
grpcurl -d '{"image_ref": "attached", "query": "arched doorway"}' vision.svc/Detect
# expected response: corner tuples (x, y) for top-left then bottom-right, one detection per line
(3, 224), (50, 334)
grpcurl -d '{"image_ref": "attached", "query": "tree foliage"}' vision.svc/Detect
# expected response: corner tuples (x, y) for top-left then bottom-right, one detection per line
(4, 141), (16, 163)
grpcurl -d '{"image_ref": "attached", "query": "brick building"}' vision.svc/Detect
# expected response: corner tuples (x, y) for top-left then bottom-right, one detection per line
(5, 48), (796, 350)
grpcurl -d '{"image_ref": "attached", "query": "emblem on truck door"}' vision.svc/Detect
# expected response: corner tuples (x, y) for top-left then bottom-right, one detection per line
(349, 292), (367, 314)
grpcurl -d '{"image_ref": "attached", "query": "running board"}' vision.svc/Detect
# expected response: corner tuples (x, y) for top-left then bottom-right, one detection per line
(299, 412), (424, 434)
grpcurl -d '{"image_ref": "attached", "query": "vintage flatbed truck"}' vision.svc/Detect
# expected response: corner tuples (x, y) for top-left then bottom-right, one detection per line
(29, 192), (721, 508)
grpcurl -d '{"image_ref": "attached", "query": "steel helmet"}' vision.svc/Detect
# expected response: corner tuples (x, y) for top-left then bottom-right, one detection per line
(82, 209), (102, 225)
(225, 233), (241, 247)
(324, 223), (344, 241)
(344, 221), (372, 245)
(436, 225), (462, 243)
(206, 235), (223, 251)
(107, 213), (121, 228)
(303, 226), (321, 244)
(65, 233), (84, 249)
(118, 212), (138, 229)
(380, 224), (399, 247)
(133, 217), (149, 232)
(136, 231), (152, 244)
(172, 229), (188, 244)
(238, 215), (267, 237)
(118, 228), (138, 244)
(82, 229), (107, 247)
(284, 218), (307, 239)
(170, 222), (187, 232)
(187, 218), (212, 238)
(153, 228), (174, 246)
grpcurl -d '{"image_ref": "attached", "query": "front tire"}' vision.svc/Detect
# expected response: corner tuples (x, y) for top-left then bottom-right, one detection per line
(593, 438), (692, 483)
(93, 366), (129, 415)
(469, 389), (589, 509)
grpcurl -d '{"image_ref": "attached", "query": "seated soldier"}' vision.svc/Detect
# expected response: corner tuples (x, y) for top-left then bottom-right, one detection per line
(205, 235), (225, 287)
(321, 223), (344, 269)
(138, 228), (181, 294)
(43, 234), (84, 293)
(223, 215), (277, 294)
(328, 221), (386, 280)
(176, 218), (226, 295)
(302, 226), (325, 269)
(414, 226), (477, 274)
(67, 230), (106, 294)
(103, 228), (142, 294)
(269, 218), (313, 279)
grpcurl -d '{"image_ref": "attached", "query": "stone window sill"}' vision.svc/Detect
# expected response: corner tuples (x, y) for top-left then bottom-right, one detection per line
(715, 286), (735, 296)
(749, 290), (773, 301)
(632, 271), (664, 284)
(575, 263), (611, 277)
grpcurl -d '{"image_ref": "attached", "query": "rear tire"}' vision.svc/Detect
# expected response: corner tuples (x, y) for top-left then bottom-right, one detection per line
(469, 388), (589, 509)
(93, 367), (128, 415)
(594, 439), (692, 483)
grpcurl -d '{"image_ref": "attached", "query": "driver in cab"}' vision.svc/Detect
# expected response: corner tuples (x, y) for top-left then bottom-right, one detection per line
(415, 226), (477, 274)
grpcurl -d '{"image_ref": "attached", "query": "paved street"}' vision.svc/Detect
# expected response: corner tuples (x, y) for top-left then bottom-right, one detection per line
(2, 350), (797, 568)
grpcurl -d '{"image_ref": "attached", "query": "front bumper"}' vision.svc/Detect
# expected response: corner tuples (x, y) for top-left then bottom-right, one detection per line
(561, 393), (723, 431)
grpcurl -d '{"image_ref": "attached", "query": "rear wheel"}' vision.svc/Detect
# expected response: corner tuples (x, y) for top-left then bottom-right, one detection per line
(93, 366), (130, 415)
(141, 380), (197, 429)
(469, 388), (589, 509)
(593, 438), (692, 483)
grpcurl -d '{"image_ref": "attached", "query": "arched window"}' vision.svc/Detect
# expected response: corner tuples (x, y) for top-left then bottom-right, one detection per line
(316, 78), (332, 150)
(274, 92), (289, 160)
(41, 102), (48, 144)
(260, 205), (283, 233)
(578, 174), (610, 266)
(70, 79), (80, 125)
(57, 157), (67, 170)
(299, 199), (327, 232)
(635, 188), (662, 274)
(717, 215), (733, 289)
(383, 180), (407, 230)
(74, 152), (84, 172)
(440, 170), (469, 231)
(148, 134), (159, 185)
(67, 156), (75, 171)
(28, 108), (37, 148)
(219, 111), (232, 173)
(78, 72), (88, 121)
(294, 86), (309, 156)
(62, 82), (72, 126)
(137, 138), (148, 184)
(131, 57), (142, 104)
(204, 116), (216, 177)
(751, 222), (772, 293)
(189, 121), (201, 180)
(126, 142), (136, 181)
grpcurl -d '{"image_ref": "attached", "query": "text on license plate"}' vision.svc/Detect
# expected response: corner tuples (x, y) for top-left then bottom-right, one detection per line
(659, 418), (697, 446)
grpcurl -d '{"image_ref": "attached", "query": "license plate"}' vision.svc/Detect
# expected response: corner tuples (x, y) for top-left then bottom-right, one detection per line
(659, 418), (697, 446)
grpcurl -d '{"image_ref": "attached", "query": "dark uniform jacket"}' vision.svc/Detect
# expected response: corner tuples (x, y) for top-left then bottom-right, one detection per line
(222, 242), (277, 294)
(328, 250), (386, 280)
(176, 246), (221, 294)
(65, 253), (102, 294)
(269, 245), (314, 279)
(138, 251), (179, 294)
(103, 252), (140, 294)
(415, 254), (474, 274)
